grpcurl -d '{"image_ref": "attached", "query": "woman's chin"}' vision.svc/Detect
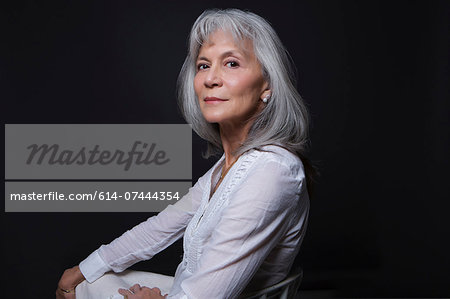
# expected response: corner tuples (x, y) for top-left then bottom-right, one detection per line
(202, 114), (228, 125)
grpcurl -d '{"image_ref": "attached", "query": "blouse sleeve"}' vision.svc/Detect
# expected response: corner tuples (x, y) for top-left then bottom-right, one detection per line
(168, 159), (307, 299)
(79, 173), (207, 283)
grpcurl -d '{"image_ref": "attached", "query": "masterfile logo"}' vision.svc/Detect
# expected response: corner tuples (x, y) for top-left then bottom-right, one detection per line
(25, 141), (170, 171)
(5, 124), (191, 180)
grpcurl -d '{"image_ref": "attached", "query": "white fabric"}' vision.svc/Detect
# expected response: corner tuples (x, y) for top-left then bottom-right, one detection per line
(75, 270), (174, 298)
(78, 145), (309, 299)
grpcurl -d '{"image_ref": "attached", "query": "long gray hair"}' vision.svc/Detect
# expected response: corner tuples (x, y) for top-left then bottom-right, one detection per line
(177, 8), (310, 159)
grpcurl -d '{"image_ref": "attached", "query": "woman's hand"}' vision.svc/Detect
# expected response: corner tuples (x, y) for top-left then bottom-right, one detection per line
(56, 265), (85, 299)
(118, 283), (167, 299)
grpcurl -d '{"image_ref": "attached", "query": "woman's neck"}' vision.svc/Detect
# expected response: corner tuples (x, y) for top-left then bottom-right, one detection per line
(219, 121), (251, 167)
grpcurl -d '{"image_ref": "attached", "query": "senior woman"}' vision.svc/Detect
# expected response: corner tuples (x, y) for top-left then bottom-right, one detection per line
(57, 8), (311, 299)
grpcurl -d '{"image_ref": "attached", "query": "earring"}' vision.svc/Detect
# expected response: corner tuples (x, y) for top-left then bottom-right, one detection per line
(262, 94), (270, 103)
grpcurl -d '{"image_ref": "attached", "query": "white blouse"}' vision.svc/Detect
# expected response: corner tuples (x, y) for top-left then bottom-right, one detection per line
(79, 145), (310, 299)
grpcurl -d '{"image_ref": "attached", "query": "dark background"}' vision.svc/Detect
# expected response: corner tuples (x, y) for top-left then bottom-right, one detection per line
(3, 1), (449, 298)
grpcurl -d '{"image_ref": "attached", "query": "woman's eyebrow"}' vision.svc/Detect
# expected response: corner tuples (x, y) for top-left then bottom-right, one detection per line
(220, 50), (244, 58)
(197, 50), (245, 62)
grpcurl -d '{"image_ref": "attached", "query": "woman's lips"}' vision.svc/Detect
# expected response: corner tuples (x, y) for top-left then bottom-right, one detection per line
(204, 97), (228, 103)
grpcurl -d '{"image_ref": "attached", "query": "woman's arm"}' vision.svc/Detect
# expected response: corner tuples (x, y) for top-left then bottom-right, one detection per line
(78, 171), (209, 283)
(169, 159), (309, 299)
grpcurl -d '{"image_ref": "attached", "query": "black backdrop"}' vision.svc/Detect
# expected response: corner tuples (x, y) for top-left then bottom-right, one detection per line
(3, 1), (449, 298)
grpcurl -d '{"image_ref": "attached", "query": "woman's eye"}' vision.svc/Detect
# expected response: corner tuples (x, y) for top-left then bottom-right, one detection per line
(226, 61), (239, 68)
(197, 64), (208, 71)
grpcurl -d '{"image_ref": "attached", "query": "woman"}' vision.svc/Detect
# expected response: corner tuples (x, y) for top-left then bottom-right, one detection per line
(57, 8), (311, 299)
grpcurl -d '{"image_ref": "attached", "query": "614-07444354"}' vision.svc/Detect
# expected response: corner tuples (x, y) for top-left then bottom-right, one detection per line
(98, 191), (180, 201)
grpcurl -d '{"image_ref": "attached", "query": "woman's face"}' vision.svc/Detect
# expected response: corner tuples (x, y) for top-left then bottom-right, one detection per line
(194, 30), (269, 128)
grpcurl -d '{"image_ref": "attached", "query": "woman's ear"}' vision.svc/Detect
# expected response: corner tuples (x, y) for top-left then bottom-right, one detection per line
(260, 79), (271, 102)
(262, 78), (271, 93)
(261, 90), (271, 103)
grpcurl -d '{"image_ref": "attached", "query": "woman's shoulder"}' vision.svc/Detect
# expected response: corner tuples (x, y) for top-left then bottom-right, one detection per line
(252, 144), (304, 172)
(235, 144), (306, 187)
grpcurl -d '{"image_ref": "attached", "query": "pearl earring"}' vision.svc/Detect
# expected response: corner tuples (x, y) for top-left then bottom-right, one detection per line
(262, 94), (270, 103)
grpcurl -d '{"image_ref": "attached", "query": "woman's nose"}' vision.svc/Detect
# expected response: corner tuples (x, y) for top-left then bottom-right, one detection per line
(204, 66), (222, 88)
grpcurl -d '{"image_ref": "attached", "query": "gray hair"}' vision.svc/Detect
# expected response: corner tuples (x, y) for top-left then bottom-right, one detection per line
(177, 8), (310, 158)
